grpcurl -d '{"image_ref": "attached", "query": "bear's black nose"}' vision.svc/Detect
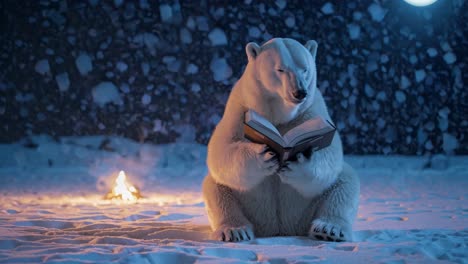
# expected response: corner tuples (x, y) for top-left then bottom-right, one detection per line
(292, 89), (307, 100)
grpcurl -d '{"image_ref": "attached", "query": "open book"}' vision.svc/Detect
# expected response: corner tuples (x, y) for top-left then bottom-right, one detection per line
(244, 109), (336, 163)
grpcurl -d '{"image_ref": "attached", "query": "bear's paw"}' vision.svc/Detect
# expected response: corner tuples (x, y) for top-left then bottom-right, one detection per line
(249, 144), (280, 177)
(309, 219), (352, 242)
(213, 224), (255, 242)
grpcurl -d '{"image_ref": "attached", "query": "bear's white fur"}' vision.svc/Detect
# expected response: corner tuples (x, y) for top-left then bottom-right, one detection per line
(203, 38), (360, 242)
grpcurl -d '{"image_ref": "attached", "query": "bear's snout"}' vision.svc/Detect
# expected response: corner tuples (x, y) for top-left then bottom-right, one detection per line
(292, 89), (307, 100)
(288, 73), (307, 102)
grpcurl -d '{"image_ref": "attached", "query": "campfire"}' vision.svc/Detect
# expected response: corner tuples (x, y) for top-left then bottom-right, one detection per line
(105, 170), (142, 201)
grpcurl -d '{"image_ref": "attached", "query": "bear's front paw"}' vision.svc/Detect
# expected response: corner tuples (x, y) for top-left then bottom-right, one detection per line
(213, 225), (255, 242)
(277, 153), (309, 183)
(254, 144), (280, 176)
(309, 219), (352, 242)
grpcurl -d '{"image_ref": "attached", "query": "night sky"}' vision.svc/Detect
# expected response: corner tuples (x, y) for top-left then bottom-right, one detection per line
(0, 0), (466, 154)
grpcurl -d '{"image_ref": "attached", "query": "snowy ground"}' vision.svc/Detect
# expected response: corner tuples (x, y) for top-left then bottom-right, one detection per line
(0, 136), (466, 263)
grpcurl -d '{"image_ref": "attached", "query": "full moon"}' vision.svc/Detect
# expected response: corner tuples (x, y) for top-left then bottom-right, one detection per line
(403, 0), (438, 6)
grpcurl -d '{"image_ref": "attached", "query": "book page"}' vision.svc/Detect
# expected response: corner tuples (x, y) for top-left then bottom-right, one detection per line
(248, 110), (281, 135)
(245, 110), (285, 145)
(283, 116), (331, 146)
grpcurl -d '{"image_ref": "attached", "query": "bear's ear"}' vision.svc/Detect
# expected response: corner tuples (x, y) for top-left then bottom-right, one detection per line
(305, 40), (318, 59)
(245, 42), (261, 61)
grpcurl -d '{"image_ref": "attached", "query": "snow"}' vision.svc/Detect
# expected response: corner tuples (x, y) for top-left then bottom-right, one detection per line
(367, 3), (387, 22)
(196, 17), (210, 31)
(180, 28), (192, 44)
(186, 17), (196, 30)
(400, 75), (411, 89)
(170, 125), (195, 142)
(119, 83), (130, 94)
(275, 0), (286, 10)
(353, 11), (363, 21)
(141, 94), (151, 105)
(347, 23), (361, 40)
(395, 90), (406, 103)
(443, 52), (457, 64)
(376, 91), (387, 101)
(410, 54), (418, 64)
(55, 72), (70, 92)
(438, 106), (450, 131)
(211, 7), (225, 20)
(34, 59), (50, 75)
(163, 56), (181, 73)
(15, 92), (34, 102)
(46, 48), (54, 55)
(133, 33), (159, 55)
(415, 69), (426, 83)
(75, 53), (93, 75)
(139, 0), (149, 10)
(425, 140), (434, 150)
(443, 133), (459, 154)
(92, 82), (122, 107)
(113, 0), (123, 7)
(208, 28), (228, 46)
(320, 2), (334, 15)
(429, 154), (448, 170)
(427, 48), (438, 57)
(191, 83), (201, 93)
(249, 26), (262, 38)
(210, 57), (232, 82)
(141, 62), (150, 76)
(285, 16), (295, 28)
(0, 136), (466, 263)
(441, 41), (451, 52)
(116, 61), (128, 72)
(364, 84), (375, 97)
(186, 63), (199, 74)
(366, 60), (378, 73)
(159, 4), (172, 23)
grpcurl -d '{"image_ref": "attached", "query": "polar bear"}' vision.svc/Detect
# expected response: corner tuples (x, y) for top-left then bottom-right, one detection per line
(202, 38), (360, 242)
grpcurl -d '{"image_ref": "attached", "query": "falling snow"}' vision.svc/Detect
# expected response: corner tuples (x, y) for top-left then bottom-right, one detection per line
(92, 82), (121, 107)
(75, 53), (93, 75)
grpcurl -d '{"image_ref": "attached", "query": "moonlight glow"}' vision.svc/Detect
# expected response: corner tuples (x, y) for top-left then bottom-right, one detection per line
(403, 0), (438, 6)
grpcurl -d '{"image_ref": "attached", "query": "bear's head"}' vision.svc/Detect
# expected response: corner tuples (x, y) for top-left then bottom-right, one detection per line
(245, 38), (318, 106)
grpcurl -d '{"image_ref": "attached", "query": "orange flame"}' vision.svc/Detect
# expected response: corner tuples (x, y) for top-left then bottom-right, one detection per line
(105, 170), (141, 201)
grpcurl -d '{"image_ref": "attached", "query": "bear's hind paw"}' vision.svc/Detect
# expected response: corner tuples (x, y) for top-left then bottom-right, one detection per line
(213, 225), (255, 242)
(308, 219), (352, 242)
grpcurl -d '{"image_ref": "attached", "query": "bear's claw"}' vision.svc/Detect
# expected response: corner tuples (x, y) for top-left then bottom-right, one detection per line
(213, 225), (255, 242)
(309, 219), (351, 242)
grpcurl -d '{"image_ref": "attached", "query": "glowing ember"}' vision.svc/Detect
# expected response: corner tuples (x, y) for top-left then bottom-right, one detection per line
(105, 170), (142, 201)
